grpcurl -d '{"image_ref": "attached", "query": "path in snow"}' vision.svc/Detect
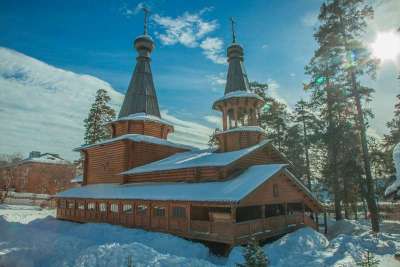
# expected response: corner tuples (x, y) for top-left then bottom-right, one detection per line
(0, 204), (399, 267)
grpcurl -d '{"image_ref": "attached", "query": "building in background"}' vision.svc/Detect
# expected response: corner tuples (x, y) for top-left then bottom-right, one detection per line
(0, 151), (75, 195)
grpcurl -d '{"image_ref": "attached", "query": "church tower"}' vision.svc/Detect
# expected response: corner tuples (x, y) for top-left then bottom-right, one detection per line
(110, 8), (173, 139)
(212, 19), (265, 152)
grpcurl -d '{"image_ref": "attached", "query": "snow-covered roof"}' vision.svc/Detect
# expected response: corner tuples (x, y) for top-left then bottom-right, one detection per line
(121, 139), (270, 175)
(108, 112), (174, 128)
(57, 164), (286, 202)
(215, 126), (266, 135)
(8, 153), (70, 166)
(74, 134), (196, 152)
(71, 175), (83, 183)
(213, 91), (264, 108)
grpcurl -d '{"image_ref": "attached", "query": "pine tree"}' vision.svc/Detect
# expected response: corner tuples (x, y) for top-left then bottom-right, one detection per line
(383, 94), (400, 151)
(83, 89), (116, 145)
(326, 0), (380, 232)
(208, 128), (219, 148)
(356, 250), (380, 267)
(293, 99), (323, 190)
(305, 0), (380, 230)
(237, 237), (268, 267)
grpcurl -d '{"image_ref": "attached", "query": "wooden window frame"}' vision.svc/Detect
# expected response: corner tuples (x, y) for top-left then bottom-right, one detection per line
(110, 203), (119, 213)
(88, 202), (96, 210)
(68, 200), (75, 209)
(123, 204), (133, 214)
(172, 206), (186, 219)
(78, 202), (85, 210)
(99, 203), (107, 212)
(153, 206), (166, 217)
(137, 204), (148, 215)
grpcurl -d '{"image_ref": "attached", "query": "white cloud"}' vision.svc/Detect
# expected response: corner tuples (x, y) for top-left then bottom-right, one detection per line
(161, 110), (212, 147)
(266, 78), (290, 108)
(200, 37), (226, 64)
(301, 11), (319, 28)
(153, 10), (217, 47)
(262, 44), (269, 49)
(208, 72), (226, 86)
(152, 9), (225, 64)
(204, 115), (221, 127)
(0, 47), (212, 160)
(120, 2), (146, 18)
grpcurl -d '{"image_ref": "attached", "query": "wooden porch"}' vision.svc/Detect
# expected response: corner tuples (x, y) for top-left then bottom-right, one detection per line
(56, 198), (321, 246)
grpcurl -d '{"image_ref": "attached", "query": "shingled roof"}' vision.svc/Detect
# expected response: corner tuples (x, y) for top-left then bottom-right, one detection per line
(119, 35), (161, 118)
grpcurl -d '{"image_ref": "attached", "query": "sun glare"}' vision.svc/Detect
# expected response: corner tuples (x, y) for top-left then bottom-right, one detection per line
(371, 31), (400, 62)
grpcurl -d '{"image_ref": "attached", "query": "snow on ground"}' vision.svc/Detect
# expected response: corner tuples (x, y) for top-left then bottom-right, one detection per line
(0, 204), (55, 224)
(0, 204), (399, 267)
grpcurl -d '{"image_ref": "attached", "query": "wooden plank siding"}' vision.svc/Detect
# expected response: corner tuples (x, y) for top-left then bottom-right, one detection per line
(240, 172), (321, 212)
(56, 197), (319, 245)
(112, 120), (173, 139)
(85, 140), (187, 184)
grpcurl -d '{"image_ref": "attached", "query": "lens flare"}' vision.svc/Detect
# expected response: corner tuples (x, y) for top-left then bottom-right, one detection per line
(371, 31), (400, 62)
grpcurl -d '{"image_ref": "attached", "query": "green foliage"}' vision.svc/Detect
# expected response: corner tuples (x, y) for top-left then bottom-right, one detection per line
(383, 94), (400, 151)
(83, 89), (116, 145)
(208, 128), (219, 148)
(356, 250), (380, 267)
(237, 237), (268, 267)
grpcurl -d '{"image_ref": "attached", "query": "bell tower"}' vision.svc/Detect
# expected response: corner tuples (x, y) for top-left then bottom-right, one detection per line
(212, 18), (265, 152)
(110, 7), (173, 139)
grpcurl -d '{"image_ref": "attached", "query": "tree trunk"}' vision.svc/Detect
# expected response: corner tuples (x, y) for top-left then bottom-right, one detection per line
(350, 70), (380, 232)
(302, 113), (312, 190)
(326, 78), (342, 220)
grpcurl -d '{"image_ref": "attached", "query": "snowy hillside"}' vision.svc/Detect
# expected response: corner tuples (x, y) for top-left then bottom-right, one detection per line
(0, 47), (212, 160)
(0, 205), (399, 267)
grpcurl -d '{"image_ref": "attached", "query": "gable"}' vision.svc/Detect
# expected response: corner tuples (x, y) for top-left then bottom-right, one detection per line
(240, 170), (321, 212)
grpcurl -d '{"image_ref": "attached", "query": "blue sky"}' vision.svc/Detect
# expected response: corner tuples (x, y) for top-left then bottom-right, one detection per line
(1, 0), (399, 134)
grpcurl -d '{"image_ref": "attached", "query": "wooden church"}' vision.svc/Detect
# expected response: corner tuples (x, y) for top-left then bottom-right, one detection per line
(56, 17), (324, 250)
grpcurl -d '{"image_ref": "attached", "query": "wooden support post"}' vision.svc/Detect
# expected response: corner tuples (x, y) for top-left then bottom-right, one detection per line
(302, 201), (305, 224)
(231, 206), (237, 222)
(316, 213), (319, 231)
(187, 204), (191, 233)
(324, 211), (328, 234)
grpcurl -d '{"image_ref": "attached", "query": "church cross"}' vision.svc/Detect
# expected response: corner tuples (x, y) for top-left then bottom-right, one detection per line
(230, 17), (236, 43)
(143, 6), (150, 35)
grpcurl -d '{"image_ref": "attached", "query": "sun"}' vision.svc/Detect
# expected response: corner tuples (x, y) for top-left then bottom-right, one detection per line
(370, 31), (400, 62)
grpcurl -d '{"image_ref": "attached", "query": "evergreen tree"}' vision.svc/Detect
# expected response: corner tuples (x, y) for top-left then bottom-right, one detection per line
(208, 128), (219, 148)
(383, 94), (400, 150)
(306, 0), (380, 230)
(293, 99), (323, 189)
(83, 89), (116, 145)
(237, 237), (268, 267)
(356, 250), (380, 267)
(325, 0), (380, 232)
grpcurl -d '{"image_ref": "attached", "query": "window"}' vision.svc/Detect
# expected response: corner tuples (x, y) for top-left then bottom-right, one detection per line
(123, 204), (133, 214)
(110, 203), (119, 213)
(88, 203), (96, 210)
(99, 203), (107, 212)
(273, 184), (279, 197)
(58, 200), (66, 209)
(265, 204), (285, 217)
(172, 207), (186, 218)
(137, 205), (147, 215)
(154, 207), (166, 217)
(78, 203), (85, 210)
(227, 109), (235, 128)
(68, 201), (75, 209)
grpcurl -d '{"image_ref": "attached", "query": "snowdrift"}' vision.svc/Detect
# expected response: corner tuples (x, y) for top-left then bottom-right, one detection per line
(0, 205), (399, 267)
